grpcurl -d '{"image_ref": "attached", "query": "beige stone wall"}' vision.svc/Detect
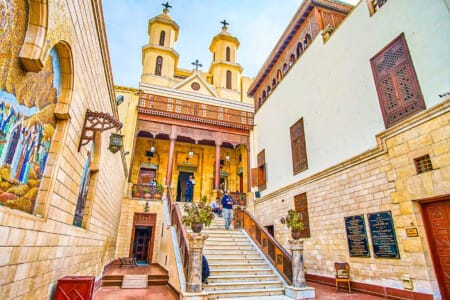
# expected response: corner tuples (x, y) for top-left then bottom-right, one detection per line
(0, 1), (126, 299)
(254, 100), (449, 296)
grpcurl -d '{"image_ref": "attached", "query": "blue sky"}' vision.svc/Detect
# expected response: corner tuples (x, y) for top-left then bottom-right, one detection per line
(103, 0), (359, 88)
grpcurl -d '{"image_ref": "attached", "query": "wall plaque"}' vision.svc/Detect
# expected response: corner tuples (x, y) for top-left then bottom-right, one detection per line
(344, 215), (370, 257)
(368, 211), (400, 259)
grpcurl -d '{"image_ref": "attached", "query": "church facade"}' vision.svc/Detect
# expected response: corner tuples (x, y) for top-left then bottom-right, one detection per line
(249, 0), (449, 299)
(113, 4), (254, 285)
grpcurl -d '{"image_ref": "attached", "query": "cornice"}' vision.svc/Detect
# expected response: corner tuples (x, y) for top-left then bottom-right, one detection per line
(255, 99), (450, 204)
(209, 32), (240, 51)
(149, 14), (179, 41)
(209, 61), (243, 73)
(248, 0), (352, 96)
(115, 85), (139, 93)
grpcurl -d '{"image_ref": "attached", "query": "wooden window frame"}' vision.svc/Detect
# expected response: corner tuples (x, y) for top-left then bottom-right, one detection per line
(290, 118), (308, 175)
(226, 47), (231, 62)
(294, 192), (310, 238)
(155, 56), (163, 76)
(226, 70), (232, 89)
(159, 31), (165, 46)
(370, 33), (425, 128)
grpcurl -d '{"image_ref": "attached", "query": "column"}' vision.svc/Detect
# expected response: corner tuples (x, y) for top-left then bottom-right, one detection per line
(165, 125), (177, 186)
(285, 239), (315, 299)
(186, 233), (208, 293)
(214, 142), (221, 190)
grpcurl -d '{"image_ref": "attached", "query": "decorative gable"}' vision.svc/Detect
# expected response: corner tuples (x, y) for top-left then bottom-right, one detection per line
(174, 72), (218, 97)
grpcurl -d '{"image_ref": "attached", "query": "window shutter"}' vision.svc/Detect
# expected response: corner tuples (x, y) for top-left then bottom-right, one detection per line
(370, 34), (425, 128)
(257, 150), (266, 190)
(251, 168), (258, 188)
(290, 118), (308, 175)
(294, 193), (310, 238)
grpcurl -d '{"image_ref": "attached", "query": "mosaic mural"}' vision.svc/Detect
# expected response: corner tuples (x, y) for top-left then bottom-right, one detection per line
(0, 0), (58, 214)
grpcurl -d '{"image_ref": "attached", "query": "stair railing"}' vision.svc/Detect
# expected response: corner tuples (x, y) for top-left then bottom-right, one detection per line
(167, 187), (190, 275)
(234, 207), (293, 285)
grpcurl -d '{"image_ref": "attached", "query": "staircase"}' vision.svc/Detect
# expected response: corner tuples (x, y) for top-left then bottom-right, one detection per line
(121, 275), (148, 289)
(185, 209), (286, 299)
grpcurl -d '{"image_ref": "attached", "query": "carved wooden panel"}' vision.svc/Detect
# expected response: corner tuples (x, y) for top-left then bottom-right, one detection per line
(290, 118), (308, 174)
(421, 199), (450, 299)
(294, 193), (311, 238)
(137, 120), (171, 136)
(370, 34), (425, 128)
(133, 213), (156, 226)
(257, 150), (266, 190)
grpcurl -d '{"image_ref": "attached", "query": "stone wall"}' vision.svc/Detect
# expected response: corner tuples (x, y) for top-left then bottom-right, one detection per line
(254, 100), (449, 296)
(0, 1), (126, 299)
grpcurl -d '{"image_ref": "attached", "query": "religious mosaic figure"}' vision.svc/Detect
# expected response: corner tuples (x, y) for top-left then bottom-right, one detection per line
(0, 0), (60, 214)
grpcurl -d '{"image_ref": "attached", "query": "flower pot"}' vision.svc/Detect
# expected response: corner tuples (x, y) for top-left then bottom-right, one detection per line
(191, 222), (203, 233)
(144, 193), (151, 199)
(291, 229), (302, 240)
(154, 193), (161, 199)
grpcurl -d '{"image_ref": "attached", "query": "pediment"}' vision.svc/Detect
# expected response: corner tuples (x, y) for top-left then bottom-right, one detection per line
(173, 72), (217, 97)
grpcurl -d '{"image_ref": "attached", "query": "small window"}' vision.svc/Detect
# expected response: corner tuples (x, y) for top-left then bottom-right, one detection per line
(294, 193), (311, 238)
(304, 34), (312, 48)
(289, 54), (295, 67)
(262, 90), (267, 101)
(226, 47), (231, 62)
(272, 79), (277, 89)
(283, 63), (288, 75)
(159, 31), (166, 46)
(155, 56), (163, 76)
(251, 149), (267, 191)
(414, 154), (433, 174)
(267, 85), (271, 95)
(277, 69), (283, 82)
(226, 70), (232, 89)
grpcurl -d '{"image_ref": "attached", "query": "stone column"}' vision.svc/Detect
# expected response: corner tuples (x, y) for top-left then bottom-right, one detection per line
(214, 141), (221, 190)
(186, 233), (208, 293)
(285, 239), (316, 299)
(165, 125), (177, 186)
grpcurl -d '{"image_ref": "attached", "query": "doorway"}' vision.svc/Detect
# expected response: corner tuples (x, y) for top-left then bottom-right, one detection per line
(176, 171), (193, 202)
(421, 197), (450, 299)
(131, 226), (153, 263)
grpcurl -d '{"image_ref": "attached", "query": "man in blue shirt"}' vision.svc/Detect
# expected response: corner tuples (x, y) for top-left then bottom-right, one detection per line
(221, 190), (234, 229)
(185, 175), (194, 202)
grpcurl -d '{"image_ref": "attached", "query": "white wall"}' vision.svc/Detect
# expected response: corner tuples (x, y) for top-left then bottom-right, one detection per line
(253, 0), (450, 195)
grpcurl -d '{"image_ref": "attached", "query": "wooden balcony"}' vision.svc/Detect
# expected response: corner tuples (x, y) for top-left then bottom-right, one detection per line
(138, 94), (253, 130)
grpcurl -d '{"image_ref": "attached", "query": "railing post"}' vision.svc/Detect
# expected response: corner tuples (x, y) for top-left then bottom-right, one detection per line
(285, 239), (315, 299)
(182, 233), (208, 299)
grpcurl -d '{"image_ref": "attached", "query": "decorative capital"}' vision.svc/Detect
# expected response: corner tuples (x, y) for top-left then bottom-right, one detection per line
(187, 233), (208, 249)
(288, 238), (304, 251)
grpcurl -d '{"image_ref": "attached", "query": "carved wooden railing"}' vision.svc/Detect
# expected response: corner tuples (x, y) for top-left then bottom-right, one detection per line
(167, 187), (190, 274)
(367, 0), (388, 15)
(234, 207), (292, 285)
(138, 94), (254, 130)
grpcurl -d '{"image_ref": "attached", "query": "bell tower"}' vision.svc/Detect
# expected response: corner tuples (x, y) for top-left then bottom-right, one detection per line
(141, 2), (179, 86)
(209, 20), (243, 100)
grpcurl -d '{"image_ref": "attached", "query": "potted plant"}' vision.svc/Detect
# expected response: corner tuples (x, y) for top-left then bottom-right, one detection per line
(182, 197), (215, 233)
(281, 209), (304, 240)
(132, 185), (142, 198)
(154, 183), (163, 199)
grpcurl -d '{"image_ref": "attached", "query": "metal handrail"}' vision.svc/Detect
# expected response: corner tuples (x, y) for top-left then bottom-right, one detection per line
(234, 207), (293, 285)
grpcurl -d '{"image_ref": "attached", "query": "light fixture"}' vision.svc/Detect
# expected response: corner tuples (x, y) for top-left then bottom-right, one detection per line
(225, 153), (230, 161)
(188, 144), (194, 157)
(108, 133), (124, 153)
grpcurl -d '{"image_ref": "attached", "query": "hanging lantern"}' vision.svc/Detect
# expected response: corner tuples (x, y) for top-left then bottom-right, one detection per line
(109, 133), (123, 153)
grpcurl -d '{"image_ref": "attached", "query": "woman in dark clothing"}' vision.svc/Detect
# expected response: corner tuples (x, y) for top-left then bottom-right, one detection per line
(202, 255), (210, 284)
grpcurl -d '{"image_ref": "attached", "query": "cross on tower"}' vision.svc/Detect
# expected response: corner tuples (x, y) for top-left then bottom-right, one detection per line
(220, 19), (229, 28)
(191, 59), (202, 71)
(162, 2), (172, 11)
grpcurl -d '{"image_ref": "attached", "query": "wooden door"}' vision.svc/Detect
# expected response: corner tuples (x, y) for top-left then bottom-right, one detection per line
(139, 168), (156, 184)
(421, 197), (450, 299)
(133, 227), (151, 262)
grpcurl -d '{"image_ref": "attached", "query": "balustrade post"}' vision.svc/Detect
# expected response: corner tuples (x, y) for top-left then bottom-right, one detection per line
(182, 233), (208, 300)
(285, 239), (316, 299)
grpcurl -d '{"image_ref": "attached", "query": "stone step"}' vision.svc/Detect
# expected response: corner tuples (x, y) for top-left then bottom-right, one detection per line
(121, 275), (148, 289)
(204, 280), (282, 291)
(205, 253), (262, 260)
(206, 287), (285, 299)
(204, 245), (255, 251)
(204, 249), (257, 255)
(209, 268), (274, 276)
(204, 241), (250, 246)
(208, 257), (265, 264)
(208, 274), (279, 283)
(209, 262), (268, 270)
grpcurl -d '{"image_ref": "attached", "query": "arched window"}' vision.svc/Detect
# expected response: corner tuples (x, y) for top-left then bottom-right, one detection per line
(213, 52), (215, 61)
(272, 78), (277, 89)
(226, 70), (232, 89)
(296, 42), (303, 57)
(159, 31), (165, 46)
(258, 97), (262, 107)
(289, 54), (295, 67)
(267, 85), (271, 95)
(155, 56), (163, 76)
(226, 47), (231, 61)
(277, 69), (283, 82)
(304, 34), (312, 49)
(262, 90), (267, 101)
(283, 63), (288, 75)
